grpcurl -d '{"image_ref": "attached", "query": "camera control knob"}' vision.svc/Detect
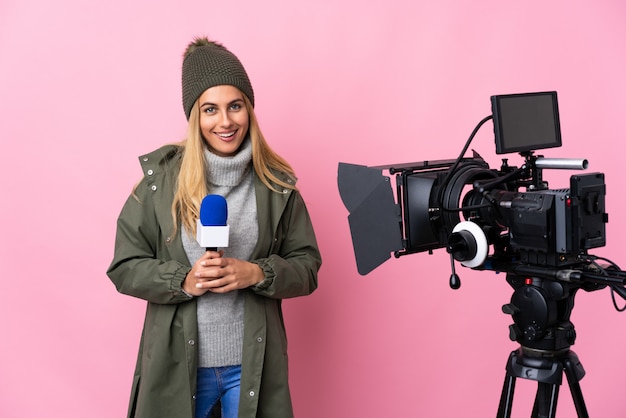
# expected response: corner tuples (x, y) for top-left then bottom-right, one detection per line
(502, 303), (519, 315)
(524, 323), (540, 341)
(508, 324), (521, 341)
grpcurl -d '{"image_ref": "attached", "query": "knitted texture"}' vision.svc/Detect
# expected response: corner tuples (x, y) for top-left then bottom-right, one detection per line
(181, 139), (258, 367)
(182, 40), (254, 120)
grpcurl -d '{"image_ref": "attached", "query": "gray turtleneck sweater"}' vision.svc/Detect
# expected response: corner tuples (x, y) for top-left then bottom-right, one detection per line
(182, 138), (258, 367)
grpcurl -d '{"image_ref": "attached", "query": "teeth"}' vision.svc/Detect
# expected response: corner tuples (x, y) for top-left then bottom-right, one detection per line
(217, 132), (235, 138)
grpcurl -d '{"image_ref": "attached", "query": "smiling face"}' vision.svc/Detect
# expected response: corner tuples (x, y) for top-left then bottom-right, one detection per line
(198, 85), (250, 157)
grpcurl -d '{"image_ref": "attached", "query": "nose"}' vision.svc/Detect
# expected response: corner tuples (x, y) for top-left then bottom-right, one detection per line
(218, 110), (233, 128)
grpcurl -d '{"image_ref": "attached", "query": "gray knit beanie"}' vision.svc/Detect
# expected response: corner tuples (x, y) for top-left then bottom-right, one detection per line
(182, 38), (255, 120)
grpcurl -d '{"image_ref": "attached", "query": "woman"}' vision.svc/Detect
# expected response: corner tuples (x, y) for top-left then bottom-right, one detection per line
(107, 37), (322, 418)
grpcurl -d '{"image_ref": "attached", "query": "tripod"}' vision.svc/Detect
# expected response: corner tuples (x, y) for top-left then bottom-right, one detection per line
(496, 347), (587, 417)
(495, 274), (590, 418)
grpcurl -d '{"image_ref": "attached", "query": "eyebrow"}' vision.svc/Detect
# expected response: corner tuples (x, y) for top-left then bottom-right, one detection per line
(200, 98), (245, 108)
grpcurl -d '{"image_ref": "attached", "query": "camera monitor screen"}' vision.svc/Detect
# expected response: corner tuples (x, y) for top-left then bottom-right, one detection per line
(491, 91), (561, 155)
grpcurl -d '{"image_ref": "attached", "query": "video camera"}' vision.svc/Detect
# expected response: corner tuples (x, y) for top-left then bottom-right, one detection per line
(338, 91), (614, 287)
(338, 91), (626, 416)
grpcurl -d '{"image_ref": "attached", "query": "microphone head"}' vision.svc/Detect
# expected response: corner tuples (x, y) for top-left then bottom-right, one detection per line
(199, 194), (228, 226)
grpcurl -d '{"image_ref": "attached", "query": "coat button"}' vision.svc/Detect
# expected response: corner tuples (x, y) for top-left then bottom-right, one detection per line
(257, 337), (263, 343)
(142, 157), (149, 162)
(151, 185), (157, 191)
(147, 169), (154, 176)
(188, 339), (195, 345)
(249, 391), (255, 397)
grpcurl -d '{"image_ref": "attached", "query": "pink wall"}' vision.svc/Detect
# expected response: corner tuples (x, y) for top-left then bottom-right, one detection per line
(2, 0), (626, 416)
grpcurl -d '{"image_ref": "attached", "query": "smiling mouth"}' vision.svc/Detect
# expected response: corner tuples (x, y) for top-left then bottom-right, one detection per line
(216, 131), (236, 139)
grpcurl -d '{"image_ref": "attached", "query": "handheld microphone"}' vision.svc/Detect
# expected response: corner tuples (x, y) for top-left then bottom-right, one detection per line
(196, 194), (229, 251)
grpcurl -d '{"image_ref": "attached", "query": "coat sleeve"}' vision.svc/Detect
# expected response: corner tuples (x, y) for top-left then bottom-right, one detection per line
(250, 190), (322, 299)
(106, 178), (193, 305)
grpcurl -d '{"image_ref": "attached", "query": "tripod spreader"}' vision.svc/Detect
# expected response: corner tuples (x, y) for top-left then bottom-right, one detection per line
(497, 348), (588, 418)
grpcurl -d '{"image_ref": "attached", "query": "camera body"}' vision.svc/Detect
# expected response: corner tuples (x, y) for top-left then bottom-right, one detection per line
(338, 91), (608, 275)
(397, 155), (607, 269)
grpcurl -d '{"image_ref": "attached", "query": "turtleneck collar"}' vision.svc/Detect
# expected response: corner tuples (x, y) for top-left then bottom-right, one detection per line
(203, 137), (253, 187)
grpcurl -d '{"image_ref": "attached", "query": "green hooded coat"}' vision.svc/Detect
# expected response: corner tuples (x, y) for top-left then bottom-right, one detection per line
(107, 145), (321, 418)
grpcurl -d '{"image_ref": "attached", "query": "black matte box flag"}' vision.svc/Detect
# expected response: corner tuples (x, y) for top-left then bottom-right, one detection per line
(338, 163), (403, 275)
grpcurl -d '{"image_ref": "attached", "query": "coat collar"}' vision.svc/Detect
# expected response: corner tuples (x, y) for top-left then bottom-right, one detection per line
(137, 143), (296, 264)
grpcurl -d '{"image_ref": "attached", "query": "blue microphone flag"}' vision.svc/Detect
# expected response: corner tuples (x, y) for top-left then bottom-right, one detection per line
(200, 194), (228, 226)
(197, 194), (229, 249)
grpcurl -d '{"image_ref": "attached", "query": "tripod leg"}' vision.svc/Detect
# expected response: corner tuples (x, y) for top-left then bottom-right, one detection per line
(563, 357), (589, 418)
(531, 382), (559, 418)
(496, 374), (516, 418)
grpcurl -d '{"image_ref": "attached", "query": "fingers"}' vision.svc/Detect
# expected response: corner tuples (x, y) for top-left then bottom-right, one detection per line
(182, 253), (224, 296)
(191, 258), (262, 293)
(193, 260), (227, 291)
(197, 278), (231, 293)
(198, 250), (221, 264)
(194, 276), (236, 294)
(194, 265), (238, 293)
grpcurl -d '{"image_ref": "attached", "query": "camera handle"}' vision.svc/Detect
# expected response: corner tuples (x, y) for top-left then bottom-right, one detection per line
(448, 254), (461, 289)
(475, 152), (589, 195)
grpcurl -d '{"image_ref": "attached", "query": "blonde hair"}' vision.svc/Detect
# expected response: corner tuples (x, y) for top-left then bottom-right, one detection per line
(171, 94), (296, 237)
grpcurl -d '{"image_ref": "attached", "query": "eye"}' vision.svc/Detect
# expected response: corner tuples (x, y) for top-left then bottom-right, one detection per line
(229, 103), (242, 111)
(203, 106), (216, 114)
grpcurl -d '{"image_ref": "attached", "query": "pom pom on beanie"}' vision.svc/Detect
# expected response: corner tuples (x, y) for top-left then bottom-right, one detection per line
(181, 37), (254, 120)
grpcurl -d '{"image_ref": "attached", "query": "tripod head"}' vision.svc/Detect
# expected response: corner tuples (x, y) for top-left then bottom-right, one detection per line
(503, 274), (580, 353)
(491, 255), (626, 353)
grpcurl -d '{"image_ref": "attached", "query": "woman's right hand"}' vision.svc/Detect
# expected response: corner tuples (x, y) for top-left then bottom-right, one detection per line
(182, 250), (224, 296)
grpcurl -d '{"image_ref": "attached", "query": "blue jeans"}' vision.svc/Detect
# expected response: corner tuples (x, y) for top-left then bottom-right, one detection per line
(195, 365), (241, 418)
